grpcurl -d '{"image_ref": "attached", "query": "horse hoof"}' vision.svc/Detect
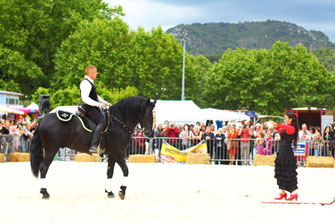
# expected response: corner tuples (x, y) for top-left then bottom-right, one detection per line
(40, 188), (50, 199)
(107, 192), (115, 198)
(105, 189), (115, 198)
(118, 192), (125, 200)
(42, 195), (50, 199)
(108, 194), (115, 198)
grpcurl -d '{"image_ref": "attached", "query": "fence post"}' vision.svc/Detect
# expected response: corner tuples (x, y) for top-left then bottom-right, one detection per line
(148, 137), (153, 154)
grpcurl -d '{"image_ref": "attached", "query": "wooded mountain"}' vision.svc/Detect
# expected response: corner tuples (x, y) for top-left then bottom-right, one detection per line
(166, 20), (335, 56)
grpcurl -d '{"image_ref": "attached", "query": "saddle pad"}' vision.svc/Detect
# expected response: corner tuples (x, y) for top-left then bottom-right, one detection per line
(56, 110), (73, 122)
(56, 110), (95, 133)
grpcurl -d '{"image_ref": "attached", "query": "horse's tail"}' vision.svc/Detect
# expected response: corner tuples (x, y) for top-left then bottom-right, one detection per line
(30, 121), (44, 178)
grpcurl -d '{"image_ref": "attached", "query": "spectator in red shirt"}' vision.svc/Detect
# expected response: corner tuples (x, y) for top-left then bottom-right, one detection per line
(166, 122), (180, 148)
(135, 129), (146, 154)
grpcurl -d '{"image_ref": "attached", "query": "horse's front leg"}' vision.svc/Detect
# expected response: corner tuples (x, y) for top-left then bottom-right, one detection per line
(105, 154), (116, 198)
(113, 149), (128, 200)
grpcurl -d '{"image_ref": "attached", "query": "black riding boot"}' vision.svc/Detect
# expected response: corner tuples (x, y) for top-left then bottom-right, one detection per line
(89, 123), (105, 153)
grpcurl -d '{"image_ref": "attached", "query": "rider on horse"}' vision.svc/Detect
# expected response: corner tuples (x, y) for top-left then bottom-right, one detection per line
(79, 65), (112, 153)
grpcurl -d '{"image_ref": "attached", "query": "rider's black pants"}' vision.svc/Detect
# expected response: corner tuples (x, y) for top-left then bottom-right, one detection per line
(83, 105), (106, 148)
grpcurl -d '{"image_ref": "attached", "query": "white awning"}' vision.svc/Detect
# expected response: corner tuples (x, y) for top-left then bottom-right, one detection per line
(201, 108), (250, 122)
(0, 106), (24, 115)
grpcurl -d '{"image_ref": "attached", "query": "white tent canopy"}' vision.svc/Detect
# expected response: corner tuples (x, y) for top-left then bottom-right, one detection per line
(155, 100), (205, 125)
(0, 105), (24, 115)
(26, 102), (39, 110)
(155, 100), (250, 125)
(201, 108), (250, 122)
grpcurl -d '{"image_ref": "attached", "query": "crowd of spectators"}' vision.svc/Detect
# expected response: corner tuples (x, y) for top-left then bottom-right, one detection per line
(2, 117), (335, 163)
(130, 120), (335, 164)
(0, 118), (37, 155)
(299, 123), (335, 157)
(129, 121), (278, 165)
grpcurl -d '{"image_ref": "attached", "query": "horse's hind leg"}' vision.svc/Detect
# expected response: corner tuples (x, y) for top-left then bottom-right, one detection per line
(39, 151), (58, 199)
(105, 155), (116, 198)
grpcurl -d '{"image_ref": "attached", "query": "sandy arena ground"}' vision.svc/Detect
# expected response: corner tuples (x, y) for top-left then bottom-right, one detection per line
(0, 161), (334, 223)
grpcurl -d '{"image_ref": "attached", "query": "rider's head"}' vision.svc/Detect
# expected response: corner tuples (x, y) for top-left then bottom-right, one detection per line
(85, 65), (97, 80)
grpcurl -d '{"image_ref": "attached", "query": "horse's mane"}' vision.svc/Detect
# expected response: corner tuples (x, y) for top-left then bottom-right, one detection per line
(110, 96), (148, 122)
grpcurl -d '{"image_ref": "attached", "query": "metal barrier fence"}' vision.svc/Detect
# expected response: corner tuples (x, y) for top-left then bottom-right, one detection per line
(1, 135), (335, 165)
(125, 137), (335, 166)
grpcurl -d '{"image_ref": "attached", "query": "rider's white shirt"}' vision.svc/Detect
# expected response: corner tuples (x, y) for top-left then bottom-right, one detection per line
(80, 75), (107, 107)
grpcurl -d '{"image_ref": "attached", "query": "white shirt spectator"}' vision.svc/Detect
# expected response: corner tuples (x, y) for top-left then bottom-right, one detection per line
(299, 124), (311, 141)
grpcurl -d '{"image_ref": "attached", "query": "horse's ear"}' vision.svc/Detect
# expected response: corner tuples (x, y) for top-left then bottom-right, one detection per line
(149, 98), (157, 106)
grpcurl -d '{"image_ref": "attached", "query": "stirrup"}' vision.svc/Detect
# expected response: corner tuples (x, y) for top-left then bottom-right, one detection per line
(89, 146), (98, 153)
(89, 146), (105, 154)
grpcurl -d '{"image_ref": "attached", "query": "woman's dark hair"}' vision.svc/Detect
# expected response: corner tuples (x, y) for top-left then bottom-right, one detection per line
(286, 112), (299, 150)
(184, 124), (189, 130)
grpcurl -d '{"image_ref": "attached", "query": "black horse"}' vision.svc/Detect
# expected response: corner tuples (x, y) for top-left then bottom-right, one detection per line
(30, 96), (156, 199)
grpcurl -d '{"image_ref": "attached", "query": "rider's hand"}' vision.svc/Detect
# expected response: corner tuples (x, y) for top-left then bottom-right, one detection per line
(98, 103), (106, 108)
(106, 103), (112, 107)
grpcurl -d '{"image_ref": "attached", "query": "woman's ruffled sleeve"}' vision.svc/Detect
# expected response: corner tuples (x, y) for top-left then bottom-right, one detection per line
(275, 123), (295, 135)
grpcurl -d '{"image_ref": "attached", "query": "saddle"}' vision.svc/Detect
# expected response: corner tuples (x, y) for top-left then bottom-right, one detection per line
(76, 106), (111, 133)
(56, 108), (112, 153)
(56, 110), (96, 133)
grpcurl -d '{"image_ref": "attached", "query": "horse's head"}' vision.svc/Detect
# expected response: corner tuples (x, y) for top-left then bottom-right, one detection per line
(140, 98), (156, 137)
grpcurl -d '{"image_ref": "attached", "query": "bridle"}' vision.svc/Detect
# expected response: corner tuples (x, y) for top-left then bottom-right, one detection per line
(104, 108), (133, 135)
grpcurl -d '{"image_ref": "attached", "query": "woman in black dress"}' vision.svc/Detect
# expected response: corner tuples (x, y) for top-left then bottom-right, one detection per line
(273, 112), (299, 201)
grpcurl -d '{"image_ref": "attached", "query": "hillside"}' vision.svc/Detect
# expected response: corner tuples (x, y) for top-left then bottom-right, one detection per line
(166, 20), (335, 56)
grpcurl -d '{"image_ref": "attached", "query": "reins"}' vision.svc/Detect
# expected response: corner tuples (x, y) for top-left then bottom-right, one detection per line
(105, 108), (133, 135)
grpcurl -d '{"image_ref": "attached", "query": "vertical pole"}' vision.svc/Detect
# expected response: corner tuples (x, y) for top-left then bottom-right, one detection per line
(181, 38), (186, 101)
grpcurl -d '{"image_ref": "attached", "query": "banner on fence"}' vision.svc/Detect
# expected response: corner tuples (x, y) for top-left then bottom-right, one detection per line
(160, 140), (207, 163)
(293, 142), (308, 157)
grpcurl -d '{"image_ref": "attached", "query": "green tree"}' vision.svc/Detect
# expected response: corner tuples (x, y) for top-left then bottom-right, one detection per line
(0, 0), (123, 90)
(127, 27), (198, 99)
(98, 86), (138, 104)
(312, 48), (335, 73)
(0, 44), (44, 95)
(204, 41), (335, 114)
(186, 55), (213, 107)
(31, 87), (50, 102)
(53, 19), (201, 100)
(53, 17), (131, 90)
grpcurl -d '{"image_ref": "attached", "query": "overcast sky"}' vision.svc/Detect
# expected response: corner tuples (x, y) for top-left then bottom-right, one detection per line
(106, 0), (335, 42)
